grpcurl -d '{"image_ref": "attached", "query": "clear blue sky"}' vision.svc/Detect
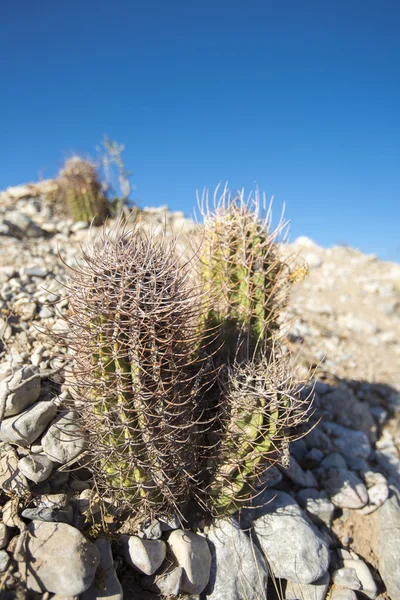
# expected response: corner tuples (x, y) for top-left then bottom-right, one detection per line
(1, 1), (399, 260)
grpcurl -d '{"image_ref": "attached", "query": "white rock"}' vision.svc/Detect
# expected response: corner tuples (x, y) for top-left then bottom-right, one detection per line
(121, 535), (166, 576)
(0, 550), (10, 572)
(143, 564), (183, 597)
(321, 422), (371, 459)
(296, 488), (335, 526)
(333, 567), (362, 590)
(23, 521), (99, 595)
(343, 559), (377, 599)
(0, 447), (29, 494)
(0, 401), (57, 446)
(285, 571), (330, 600)
(168, 529), (212, 594)
(0, 364), (40, 417)
(0, 523), (10, 549)
(82, 538), (122, 600)
(330, 588), (358, 600)
(251, 490), (330, 584)
(373, 486), (400, 600)
(18, 454), (53, 483)
(319, 467), (369, 509)
(359, 482), (389, 514)
(42, 411), (86, 464)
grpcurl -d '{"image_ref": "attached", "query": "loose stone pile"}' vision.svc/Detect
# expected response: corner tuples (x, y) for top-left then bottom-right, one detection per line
(0, 182), (399, 599)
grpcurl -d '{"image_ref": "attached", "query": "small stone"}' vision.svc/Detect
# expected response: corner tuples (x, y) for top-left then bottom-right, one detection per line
(321, 422), (371, 459)
(3, 211), (45, 238)
(120, 535), (166, 576)
(0, 318), (12, 340)
(21, 505), (73, 524)
(359, 482), (389, 514)
(285, 571), (330, 600)
(2, 499), (21, 527)
(0, 364), (40, 417)
(0, 549), (10, 572)
(373, 485), (400, 600)
(280, 455), (318, 487)
(320, 452), (348, 469)
(319, 467), (369, 509)
(333, 567), (362, 590)
(39, 306), (54, 319)
(342, 559), (377, 599)
(138, 519), (162, 540)
(18, 454), (53, 483)
(302, 448), (324, 468)
(0, 447), (29, 494)
(82, 538), (123, 600)
(36, 493), (69, 509)
(42, 410), (86, 464)
(330, 589), (358, 600)
(143, 564), (184, 597)
(0, 400), (57, 446)
(168, 529), (212, 594)
(0, 523), (10, 549)
(296, 488), (335, 526)
(23, 521), (100, 595)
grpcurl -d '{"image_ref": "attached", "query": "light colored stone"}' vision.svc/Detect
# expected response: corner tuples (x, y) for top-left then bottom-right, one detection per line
(0, 364), (40, 418)
(18, 453), (53, 483)
(319, 467), (369, 509)
(285, 571), (330, 600)
(0, 400), (57, 446)
(251, 490), (330, 584)
(0, 549), (10, 572)
(321, 422), (371, 459)
(280, 455), (318, 487)
(0, 447), (29, 494)
(296, 488), (335, 526)
(359, 482), (389, 514)
(82, 538), (122, 600)
(23, 521), (99, 595)
(342, 559), (377, 599)
(168, 529), (212, 594)
(204, 518), (268, 600)
(42, 410), (86, 464)
(0, 523), (10, 549)
(330, 588), (358, 600)
(373, 486), (400, 600)
(332, 567), (362, 590)
(121, 535), (166, 576)
(143, 564), (183, 597)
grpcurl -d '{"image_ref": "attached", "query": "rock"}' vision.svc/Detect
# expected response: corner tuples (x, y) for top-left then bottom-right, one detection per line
(321, 422), (371, 460)
(0, 447), (29, 494)
(36, 493), (69, 509)
(21, 266), (48, 278)
(3, 211), (45, 238)
(318, 467), (369, 509)
(330, 589), (358, 600)
(0, 400), (57, 446)
(251, 490), (330, 584)
(332, 567), (362, 590)
(320, 452), (348, 469)
(138, 519), (163, 540)
(23, 521), (99, 595)
(373, 486), (400, 600)
(279, 455), (318, 487)
(204, 518), (268, 600)
(82, 538), (123, 600)
(359, 481), (389, 514)
(0, 523), (10, 549)
(0, 364), (40, 418)
(21, 506), (73, 524)
(342, 559), (377, 599)
(285, 571), (330, 600)
(120, 535), (166, 576)
(0, 549), (10, 572)
(42, 410), (86, 464)
(296, 488), (335, 526)
(168, 529), (212, 594)
(0, 318), (12, 340)
(18, 453), (53, 483)
(143, 564), (184, 597)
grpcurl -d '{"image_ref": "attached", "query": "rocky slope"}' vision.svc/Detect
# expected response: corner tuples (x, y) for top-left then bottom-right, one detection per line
(0, 181), (399, 600)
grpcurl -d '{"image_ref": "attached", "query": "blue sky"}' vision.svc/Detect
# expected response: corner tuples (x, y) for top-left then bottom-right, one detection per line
(1, 1), (399, 260)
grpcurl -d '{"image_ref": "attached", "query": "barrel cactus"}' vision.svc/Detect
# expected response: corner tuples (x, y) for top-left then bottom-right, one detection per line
(58, 156), (110, 225)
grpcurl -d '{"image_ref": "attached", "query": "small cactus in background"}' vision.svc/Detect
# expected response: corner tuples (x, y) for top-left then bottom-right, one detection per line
(58, 156), (110, 225)
(59, 223), (209, 521)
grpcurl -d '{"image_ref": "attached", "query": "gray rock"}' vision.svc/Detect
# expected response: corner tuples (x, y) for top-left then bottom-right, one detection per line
(280, 455), (318, 487)
(0, 364), (40, 418)
(168, 529), (212, 594)
(82, 538), (123, 600)
(121, 535), (166, 576)
(373, 486), (400, 600)
(320, 452), (348, 470)
(42, 410), (86, 464)
(0, 523), (10, 549)
(0, 447), (29, 494)
(330, 588), (358, 600)
(138, 519), (162, 540)
(285, 571), (330, 600)
(18, 453), (53, 483)
(321, 422), (371, 460)
(296, 488), (335, 526)
(332, 567), (362, 590)
(0, 318), (12, 340)
(359, 481), (389, 515)
(0, 549), (10, 572)
(23, 521), (99, 595)
(303, 448), (324, 468)
(36, 493), (69, 508)
(0, 400), (57, 446)
(342, 559), (377, 599)
(21, 505), (73, 524)
(21, 266), (48, 278)
(204, 518), (268, 600)
(304, 426), (334, 453)
(3, 211), (45, 238)
(251, 490), (330, 584)
(318, 467), (369, 509)
(143, 564), (184, 597)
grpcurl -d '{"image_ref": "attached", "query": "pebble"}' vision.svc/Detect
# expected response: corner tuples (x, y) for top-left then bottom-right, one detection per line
(0, 549), (10, 572)
(318, 467), (369, 509)
(321, 422), (371, 460)
(296, 488), (335, 526)
(330, 589), (358, 600)
(251, 490), (330, 584)
(21, 505), (73, 524)
(143, 564), (184, 597)
(0, 447), (29, 494)
(0, 364), (41, 418)
(279, 455), (318, 487)
(42, 410), (86, 464)
(320, 452), (348, 469)
(120, 535), (166, 576)
(0, 523), (10, 549)
(285, 571), (330, 600)
(82, 538), (123, 600)
(332, 567), (362, 590)
(373, 485), (400, 600)
(342, 559), (377, 599)
(0, 400), (57, 446)
(168, 529), (212, 594)
(204, 518), (268, 600)
(18, 453), (53, 483)
(22, 521), (100, 595)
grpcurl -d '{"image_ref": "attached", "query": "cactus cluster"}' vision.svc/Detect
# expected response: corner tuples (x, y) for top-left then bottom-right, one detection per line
(58, 187), (310, 523)
(57, 156), (110, 225)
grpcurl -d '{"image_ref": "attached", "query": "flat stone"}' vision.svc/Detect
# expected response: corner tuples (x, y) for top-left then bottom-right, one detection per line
(204, 518), (268, 600)
(0, 549), (10, 572)
(320, 452), (348, 469)
(143, 564), (184, 597)
(23, 521), (99, 595)
(285, 571), (330, 600)
(373, 485), (400, 600)
(42, 410), (86, 464)
(319, 467), (369, 509)
(121, 535), (166, 576)
(321, 422), (371, 460)
(0, 364), (40, 418)
(342, 559), (377, 599)
(82, 538), (123, 600)
(296, 488), (335, 526)
(0, 447), (29, 494)
(0, 400), (57, 446)
(251, 490), (330, 584)
(18, 453), (53, 483)
(168, 529), (212, 594)
(21, 506), (73, 524)
(332, 567), (362, 590)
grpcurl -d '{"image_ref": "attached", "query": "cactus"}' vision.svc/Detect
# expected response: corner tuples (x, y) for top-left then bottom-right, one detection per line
(60, 223), (208, 520)
(58, 156), (110, 225)
(198, 187), (308, 515)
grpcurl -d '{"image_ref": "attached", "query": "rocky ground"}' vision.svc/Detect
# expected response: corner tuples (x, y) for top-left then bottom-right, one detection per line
(0, 181), (399, 600)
